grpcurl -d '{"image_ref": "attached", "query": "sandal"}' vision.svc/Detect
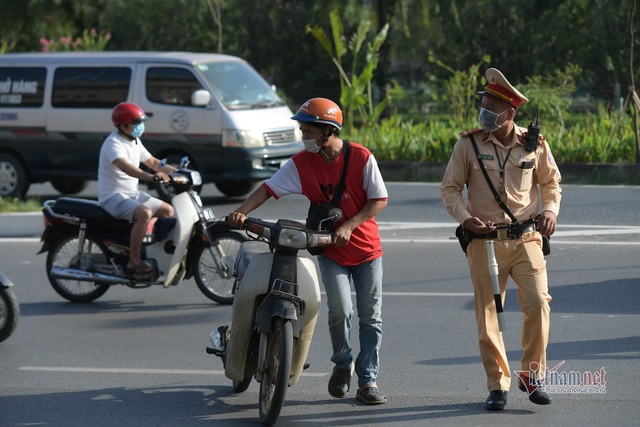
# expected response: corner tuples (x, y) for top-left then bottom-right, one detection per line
(356, 384), (387, 405)
(125, 260), (153, 275)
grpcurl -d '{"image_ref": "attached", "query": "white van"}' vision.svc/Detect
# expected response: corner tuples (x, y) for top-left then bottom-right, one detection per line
(0, 51), (303, 198)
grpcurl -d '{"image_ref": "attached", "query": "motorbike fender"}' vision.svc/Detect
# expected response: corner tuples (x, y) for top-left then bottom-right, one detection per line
(163, 192), (199, 287)
(255, 297), (298, 335)
(0, 272), (14, 288)
(37, 223), (77, 254)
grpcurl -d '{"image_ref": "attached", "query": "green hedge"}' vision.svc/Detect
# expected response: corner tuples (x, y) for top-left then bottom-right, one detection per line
(351, 110), (638, 164)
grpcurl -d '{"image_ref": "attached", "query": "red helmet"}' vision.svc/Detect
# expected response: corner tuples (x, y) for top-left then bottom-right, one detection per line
(111, 102), (149, 127)
(291, 98), (342, 130)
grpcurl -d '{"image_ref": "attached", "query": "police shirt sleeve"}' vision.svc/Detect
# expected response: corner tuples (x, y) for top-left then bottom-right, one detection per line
(441, 136), (472, 224)
(536, 138), (562, 217)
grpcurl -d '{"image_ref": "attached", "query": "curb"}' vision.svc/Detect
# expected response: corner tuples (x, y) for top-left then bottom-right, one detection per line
(0, 212), (43, 238)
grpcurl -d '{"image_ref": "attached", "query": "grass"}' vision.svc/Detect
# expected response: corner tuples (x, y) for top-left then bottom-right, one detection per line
(0, 197), (42, 213)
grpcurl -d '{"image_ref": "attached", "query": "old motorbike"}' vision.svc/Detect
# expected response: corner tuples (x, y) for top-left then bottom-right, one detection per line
(0, 272), (19, 342)
(38, 158), (247, 304)
(207, 209), (341, 426)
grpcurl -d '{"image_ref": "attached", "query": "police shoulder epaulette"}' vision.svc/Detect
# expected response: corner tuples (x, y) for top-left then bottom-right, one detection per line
(460, 128), (483, 137)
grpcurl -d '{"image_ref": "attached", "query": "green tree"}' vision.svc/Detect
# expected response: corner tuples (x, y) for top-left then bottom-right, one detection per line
(307, 8), (390, 132)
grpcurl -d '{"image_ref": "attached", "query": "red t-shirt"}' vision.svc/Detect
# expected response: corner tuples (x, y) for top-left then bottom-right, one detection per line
(263, 142), (388, 266)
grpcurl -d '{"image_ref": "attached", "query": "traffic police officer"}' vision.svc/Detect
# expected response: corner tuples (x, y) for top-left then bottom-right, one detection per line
(441, 68), (562, 410)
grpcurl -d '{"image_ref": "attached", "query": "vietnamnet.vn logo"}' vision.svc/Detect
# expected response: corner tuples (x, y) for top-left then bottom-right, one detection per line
(515, 361), (607, 394)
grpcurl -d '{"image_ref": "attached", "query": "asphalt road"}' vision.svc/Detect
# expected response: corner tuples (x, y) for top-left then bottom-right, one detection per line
(0, 183), (639, 426)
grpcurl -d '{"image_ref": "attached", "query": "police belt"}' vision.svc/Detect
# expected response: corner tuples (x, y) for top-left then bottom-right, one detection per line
(467, 219), (537, 240)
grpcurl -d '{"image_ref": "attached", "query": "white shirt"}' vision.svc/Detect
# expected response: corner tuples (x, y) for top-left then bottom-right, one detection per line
(97, 131), (152, 202)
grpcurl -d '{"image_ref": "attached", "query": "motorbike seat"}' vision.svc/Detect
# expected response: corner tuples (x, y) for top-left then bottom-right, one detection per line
(52, 197), (128, 223)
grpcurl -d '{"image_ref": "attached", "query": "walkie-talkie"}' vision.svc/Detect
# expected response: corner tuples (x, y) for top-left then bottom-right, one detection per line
(525, 109), (540, 152)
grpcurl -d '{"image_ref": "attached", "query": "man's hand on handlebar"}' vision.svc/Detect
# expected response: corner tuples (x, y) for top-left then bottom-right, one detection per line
(152, 172), (171, 183)
(228, 211), (247, 229)
(332, 223), (352, 247)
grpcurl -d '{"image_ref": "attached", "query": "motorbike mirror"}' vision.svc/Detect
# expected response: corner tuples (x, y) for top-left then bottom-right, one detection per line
(180, 156), (190, 169)
(327, 208), (343, 222)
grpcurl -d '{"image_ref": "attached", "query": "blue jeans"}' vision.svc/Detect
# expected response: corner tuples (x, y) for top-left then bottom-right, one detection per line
(318, 255), (383, 387)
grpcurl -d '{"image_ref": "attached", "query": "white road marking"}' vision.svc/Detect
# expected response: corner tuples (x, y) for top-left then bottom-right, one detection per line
(2, 221), (640, 243)
(320, 291), (473, 297)
(18, 366), (327, 377)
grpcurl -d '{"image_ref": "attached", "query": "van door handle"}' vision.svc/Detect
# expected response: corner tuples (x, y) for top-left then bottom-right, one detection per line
(146, 112), (154, 118)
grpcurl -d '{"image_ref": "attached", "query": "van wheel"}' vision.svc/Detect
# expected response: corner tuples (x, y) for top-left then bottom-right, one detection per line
(51, 180), (89, 195)
(0, 154), (29, 199)
(215, 180), (255, 198)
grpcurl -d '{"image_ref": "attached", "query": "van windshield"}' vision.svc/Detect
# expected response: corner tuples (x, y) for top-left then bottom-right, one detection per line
(197, 61), (286, 110)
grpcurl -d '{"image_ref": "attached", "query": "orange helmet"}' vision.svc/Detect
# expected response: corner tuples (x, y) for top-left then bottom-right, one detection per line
(111, 102), (149, 127)
(291, 98), (342, 130)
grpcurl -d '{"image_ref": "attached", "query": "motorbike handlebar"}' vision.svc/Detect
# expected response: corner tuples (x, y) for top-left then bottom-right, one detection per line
(240, 216), (334, 249)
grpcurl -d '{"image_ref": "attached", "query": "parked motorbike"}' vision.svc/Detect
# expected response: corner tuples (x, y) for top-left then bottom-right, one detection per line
(38, 158), (247, 304)
(0, 272), (19, 342)
(207, 209), (341, 426)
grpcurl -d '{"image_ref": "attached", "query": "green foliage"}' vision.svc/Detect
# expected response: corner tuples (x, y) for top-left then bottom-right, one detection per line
(349, 116), (458, 162)
(351, 107), (636, 165)
(428, 55), (490, 129)
(546, 105), (637, 164)
(307, 8), (390, 133)
(518, 64), (582, 136)
(0, 197), (41, 213)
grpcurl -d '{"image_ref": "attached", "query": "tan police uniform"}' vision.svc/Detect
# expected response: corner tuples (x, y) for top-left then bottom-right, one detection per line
(441, 68), (562, 392)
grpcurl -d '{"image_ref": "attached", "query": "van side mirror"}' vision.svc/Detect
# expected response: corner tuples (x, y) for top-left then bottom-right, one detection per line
(191, 90), (211, 107)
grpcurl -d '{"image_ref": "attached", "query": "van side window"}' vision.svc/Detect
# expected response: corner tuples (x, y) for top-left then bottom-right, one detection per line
(0, 67), (47, 107)
(52, 67), (131, 108)
(146, 67), (203, 106)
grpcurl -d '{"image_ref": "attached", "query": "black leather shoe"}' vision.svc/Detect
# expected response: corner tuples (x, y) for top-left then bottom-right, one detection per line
(485, 390), (507, 410)
(518, 378), (552, 405)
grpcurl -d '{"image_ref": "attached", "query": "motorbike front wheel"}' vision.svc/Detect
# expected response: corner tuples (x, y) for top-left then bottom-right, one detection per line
(259, 318), (293, 426)
(233, 377), (252, 393)
(192, 231), (247, 304)
(46, 233), (111, 302)
(0, 287), (19, 342)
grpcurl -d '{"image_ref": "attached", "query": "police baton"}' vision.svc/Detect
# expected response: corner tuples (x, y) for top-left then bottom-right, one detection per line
(486, 240), (505, 331)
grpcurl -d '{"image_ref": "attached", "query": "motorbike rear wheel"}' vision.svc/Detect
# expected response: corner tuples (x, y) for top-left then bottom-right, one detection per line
(46, 233), (111, 302)
(259, 318), (293, 426)
(192, 231), (247, 304)
(0, 287), (19, 342)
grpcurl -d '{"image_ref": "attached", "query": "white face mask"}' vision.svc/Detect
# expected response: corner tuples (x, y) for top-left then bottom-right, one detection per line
(302, 134), (322, 153)
(478, 107), (509, 132)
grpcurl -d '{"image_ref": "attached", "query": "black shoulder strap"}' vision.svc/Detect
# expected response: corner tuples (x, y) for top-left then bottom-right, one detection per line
(468, 134), (518, 223)
(330, 140), (350, 205)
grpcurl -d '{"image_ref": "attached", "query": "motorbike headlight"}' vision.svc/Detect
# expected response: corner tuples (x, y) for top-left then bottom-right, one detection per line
(277, 228), (308, 249)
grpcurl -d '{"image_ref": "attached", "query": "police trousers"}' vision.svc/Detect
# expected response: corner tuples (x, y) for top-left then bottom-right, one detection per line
(466, 231), (551, 392)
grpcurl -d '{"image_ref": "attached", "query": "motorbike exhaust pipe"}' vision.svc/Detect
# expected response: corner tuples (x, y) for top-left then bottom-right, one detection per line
(50, 267), (127, 285)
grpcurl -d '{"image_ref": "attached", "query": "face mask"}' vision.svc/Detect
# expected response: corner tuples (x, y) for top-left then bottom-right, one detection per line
(478, 107), (509, 132)
(302, 134), (322, 153)
(130, 122), (145, 138)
